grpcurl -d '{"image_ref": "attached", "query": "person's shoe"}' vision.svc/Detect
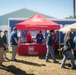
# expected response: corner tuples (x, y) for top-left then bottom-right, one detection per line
(53, 61), (59, 63)
(14, 59), (17, 61)
(46, 60), (49, 62)
(45, 59), (49, 62)
(3, 58), (9, 62)
(70, 67), (76, 70)
(11, 58), (17, 61)
(12, 59), (17, 61)
(61, 66), (67, 69)
(5, 57), (10, 61)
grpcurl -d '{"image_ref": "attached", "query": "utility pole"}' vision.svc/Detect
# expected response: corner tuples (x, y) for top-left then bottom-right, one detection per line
(73, 0), (75, 18)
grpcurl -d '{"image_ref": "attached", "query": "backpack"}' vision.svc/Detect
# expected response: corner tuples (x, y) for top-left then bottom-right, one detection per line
(62, 39), (74, 54)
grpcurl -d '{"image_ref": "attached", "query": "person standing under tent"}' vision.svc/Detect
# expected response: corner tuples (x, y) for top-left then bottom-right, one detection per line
(10, 27), (19, 61)
(26, 31), (32, 43)
(45, 30), (58, 63)
(36, 30), (44, 44)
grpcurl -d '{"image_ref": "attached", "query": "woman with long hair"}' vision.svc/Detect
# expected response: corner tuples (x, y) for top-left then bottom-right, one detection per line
(61, 31), (76, 69)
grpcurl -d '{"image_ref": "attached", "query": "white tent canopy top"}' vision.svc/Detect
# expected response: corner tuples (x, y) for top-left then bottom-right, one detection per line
(59, 23), (76, 33)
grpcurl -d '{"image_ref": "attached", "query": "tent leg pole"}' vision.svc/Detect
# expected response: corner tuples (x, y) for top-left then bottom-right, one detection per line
(59, 31), (61, 56)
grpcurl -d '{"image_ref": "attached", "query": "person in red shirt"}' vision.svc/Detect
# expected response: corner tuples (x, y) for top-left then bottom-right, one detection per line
(26, 31), (32, 43)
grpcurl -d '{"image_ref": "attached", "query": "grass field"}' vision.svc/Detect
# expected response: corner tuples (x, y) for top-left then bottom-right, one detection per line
(0, 50), (76, 75)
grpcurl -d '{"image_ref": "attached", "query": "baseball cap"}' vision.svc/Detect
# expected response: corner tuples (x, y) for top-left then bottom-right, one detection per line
(13, 27), (17, 30)
(50, 30), (54, 33)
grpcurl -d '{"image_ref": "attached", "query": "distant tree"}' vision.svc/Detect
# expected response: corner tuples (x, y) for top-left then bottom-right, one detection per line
(65, 0), (76, 19)
(65, 15), (76, 19)
(65, 16), (73, 19)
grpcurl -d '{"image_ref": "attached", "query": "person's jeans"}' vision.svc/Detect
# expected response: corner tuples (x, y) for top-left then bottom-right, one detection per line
(61, 50), (75, 68)
(45, 45), (56, 62)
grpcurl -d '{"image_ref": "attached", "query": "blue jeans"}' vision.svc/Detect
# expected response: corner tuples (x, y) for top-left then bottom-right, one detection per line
(61, 50), (75, 68)
(45, 45), (56, 62)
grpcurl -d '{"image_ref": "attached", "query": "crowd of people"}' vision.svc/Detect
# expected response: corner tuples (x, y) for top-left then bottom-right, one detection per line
(0, 27), (76, 69)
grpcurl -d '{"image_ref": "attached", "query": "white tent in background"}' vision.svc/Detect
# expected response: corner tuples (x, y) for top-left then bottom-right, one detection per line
(58, 23), (76, 48)
(59, 23), (76, 33)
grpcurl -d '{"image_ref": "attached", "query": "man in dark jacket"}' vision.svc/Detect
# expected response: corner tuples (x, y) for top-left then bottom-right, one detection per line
(36, 30), (44, 44)
(45, 30), (57, 63)
(0, 30), (4, 66)
(2, 30), (8, 60)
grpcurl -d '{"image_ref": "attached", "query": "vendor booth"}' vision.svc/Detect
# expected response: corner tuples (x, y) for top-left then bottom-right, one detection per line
(15, 14), (60, 55)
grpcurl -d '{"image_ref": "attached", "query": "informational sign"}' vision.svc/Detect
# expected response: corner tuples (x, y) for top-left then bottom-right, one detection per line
(28, 46), (38, 55)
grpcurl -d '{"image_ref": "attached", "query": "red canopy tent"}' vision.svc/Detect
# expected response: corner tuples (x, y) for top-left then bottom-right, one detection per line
(15, 14), (60, 30)
(15, 14), (60, 55)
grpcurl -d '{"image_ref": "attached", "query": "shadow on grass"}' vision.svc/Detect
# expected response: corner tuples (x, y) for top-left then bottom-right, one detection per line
(0, 65), (34, 75)
(38, 53), (63, 60)
(16, 60), (46, 67)
(8, 51), (12, 53)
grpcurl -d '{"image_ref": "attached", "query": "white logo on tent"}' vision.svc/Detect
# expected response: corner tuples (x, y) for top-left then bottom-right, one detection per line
(32, 18), (43, 22)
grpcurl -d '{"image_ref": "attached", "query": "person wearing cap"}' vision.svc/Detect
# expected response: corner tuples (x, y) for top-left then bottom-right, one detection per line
(0, 30), (4, 66)
(2, 30), (9, 61)
(10, 27), (19, 61)
(45, 30), (58, 63)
